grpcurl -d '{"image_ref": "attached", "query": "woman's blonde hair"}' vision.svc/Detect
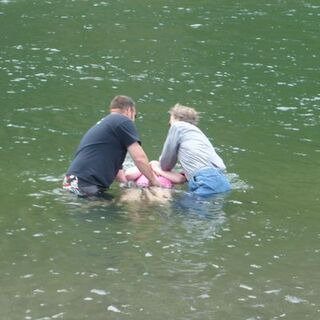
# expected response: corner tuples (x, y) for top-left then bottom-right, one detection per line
(169, 103), (199, 125)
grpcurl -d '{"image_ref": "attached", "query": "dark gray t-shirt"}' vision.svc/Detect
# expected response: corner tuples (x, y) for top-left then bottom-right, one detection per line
(66, 113), (139, 188)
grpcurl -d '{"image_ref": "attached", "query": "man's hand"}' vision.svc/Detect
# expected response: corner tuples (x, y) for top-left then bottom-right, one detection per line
(150, 160), (163, 175)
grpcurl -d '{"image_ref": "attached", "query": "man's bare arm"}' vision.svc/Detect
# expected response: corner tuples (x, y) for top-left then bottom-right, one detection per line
(127, 142), (160, 187)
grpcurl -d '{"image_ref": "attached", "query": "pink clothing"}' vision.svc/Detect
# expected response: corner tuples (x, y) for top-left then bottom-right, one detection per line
(135, 174), (173, 189)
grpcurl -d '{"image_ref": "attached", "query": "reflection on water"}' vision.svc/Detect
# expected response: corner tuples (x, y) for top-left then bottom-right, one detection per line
(174, 191), (227, 219)
(2, 169), (319, 319)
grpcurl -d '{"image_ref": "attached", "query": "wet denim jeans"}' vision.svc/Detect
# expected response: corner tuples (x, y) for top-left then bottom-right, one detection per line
(188, 167), (231, 197)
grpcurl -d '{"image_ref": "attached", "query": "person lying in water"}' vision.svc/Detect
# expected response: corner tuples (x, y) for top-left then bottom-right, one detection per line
(119, 161), (186, 203)
(124, 160), (186, 188)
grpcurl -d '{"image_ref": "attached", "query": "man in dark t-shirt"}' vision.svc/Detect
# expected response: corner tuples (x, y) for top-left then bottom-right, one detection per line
(63, 95), (160, 197)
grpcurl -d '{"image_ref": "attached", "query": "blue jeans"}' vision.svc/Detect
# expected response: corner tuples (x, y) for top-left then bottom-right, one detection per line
(188, 167), (231, 197)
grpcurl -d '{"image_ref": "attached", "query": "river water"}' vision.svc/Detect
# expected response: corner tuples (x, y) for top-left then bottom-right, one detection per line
(1, 1), (319, 319)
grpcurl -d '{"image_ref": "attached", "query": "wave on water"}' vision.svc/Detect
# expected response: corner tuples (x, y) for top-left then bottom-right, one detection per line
(227, 172), (252, 191)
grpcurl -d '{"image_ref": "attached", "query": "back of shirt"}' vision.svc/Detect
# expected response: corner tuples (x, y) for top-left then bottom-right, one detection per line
(66, 113), (140, 188)
(160, 121), (226, 180)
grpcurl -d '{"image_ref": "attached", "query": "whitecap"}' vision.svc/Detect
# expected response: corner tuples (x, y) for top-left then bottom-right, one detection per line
(11, 77), (27, 82)
(52, 313), (64, 319)
(107, 305), (121, 313)
(276, 106), (297, 111)
(90, 289), (109, 296)
(285, 295), (306, 304)
(229, 200), (243, 205)
(57, 289), (68, 293)
(7, 123), (26, 128)
(33, 233), (45, 237)
(79, 76), (104, 81)
(190, 24), (203, 29)
(106, 267), (119, 272)
(239, 284), (253, 291)
(33, 289), (45, 294)
(228, 173), (252, 190)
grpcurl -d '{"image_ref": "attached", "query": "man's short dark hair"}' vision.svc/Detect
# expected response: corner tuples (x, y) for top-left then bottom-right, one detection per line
(109, 95), (135, 111)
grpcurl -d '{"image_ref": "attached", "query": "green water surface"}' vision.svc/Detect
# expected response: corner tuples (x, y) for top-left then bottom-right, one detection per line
(1, 0), (319, 319)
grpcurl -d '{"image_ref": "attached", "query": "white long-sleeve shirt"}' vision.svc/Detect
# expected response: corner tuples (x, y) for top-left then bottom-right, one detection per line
(159, 121), (226, 180)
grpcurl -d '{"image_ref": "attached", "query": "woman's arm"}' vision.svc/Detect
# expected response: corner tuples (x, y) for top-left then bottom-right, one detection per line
(150, 161), (186, 184)
(159, 125), (179, 171)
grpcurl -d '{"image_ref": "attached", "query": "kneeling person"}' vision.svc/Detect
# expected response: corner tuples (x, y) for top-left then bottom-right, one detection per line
(63, 95), (160, 197)
(159, 103), (231, 197)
